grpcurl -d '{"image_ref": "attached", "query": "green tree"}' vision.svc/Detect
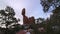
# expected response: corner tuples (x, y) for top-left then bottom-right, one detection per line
(0, 6), (20, 34)
(40, 0), (60, 12)
(40, 0), (60, 34)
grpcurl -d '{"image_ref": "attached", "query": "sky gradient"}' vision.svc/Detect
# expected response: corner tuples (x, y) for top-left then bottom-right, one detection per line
(0, 0), (52, 25)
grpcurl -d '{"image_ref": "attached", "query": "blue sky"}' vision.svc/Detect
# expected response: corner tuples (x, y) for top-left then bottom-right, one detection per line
(0, 0), (52, 25)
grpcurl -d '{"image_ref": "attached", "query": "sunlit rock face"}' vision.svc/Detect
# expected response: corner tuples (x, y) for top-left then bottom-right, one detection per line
(22, 8), (35, 25)
(22, 8), (29, 25)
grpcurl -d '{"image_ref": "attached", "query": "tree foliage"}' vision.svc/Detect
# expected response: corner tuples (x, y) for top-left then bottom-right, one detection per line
(40, 1), (60, 33)
(0, 6), (20, 34)
(40, 0), (60, 12)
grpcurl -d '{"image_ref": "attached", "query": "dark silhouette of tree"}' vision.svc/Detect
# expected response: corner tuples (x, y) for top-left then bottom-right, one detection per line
(40, 0), (60, 33)
(45, 6), (60, 34)
(40, 0), (60, 12)
(50, 6), (60, 33)
(0, 6), (20, 34)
